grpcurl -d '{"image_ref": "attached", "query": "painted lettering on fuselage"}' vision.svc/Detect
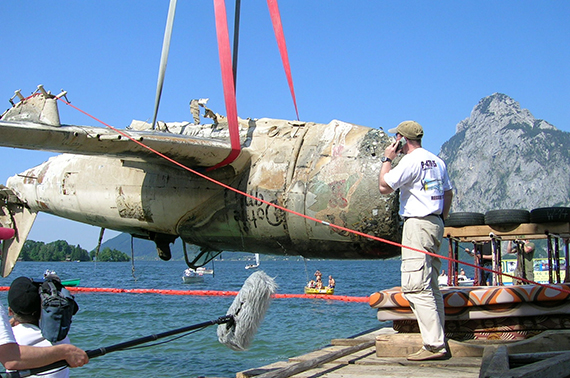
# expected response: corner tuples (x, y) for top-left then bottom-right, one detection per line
(235, 190), (285, 229)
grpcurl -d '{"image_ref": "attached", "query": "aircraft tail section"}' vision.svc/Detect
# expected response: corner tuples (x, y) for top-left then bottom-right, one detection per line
(0, 187), (37, 277)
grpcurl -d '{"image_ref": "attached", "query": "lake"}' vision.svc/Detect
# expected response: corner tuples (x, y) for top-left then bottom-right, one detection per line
(0, 258), (402, 377)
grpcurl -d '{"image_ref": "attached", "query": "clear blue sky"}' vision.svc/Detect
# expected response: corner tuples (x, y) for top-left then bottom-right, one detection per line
(0, 1), (568, 250)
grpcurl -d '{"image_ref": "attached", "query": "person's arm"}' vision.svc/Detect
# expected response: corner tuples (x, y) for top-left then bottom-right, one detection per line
(506, 241), (514, 254)
(442, 189), (453, 220)
(0, 343), (88, 371)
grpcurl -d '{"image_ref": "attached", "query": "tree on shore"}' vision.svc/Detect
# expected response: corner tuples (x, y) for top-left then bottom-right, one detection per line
(90, 247), (131, 262)
(20, 240), (91, 262)
(19, 240), (130, 262)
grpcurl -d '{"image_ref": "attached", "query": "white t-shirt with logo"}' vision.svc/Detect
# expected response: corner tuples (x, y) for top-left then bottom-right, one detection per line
(384, 148), (452, 218)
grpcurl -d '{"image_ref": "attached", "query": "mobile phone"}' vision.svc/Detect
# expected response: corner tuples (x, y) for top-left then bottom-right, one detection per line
(396, 138), (406, 152)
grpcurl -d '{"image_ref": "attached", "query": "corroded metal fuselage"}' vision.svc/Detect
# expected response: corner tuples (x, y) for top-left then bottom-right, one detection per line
(0, 90), (401, 269)
(5, 118), (400, 259)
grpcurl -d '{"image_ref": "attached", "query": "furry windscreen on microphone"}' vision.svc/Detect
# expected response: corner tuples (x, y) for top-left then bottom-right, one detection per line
(217, 270), (277, 351)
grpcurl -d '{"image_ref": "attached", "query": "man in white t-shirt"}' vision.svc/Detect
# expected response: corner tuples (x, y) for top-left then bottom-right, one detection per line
(8, 277), (71, 377)
(379, 120), (453, 361)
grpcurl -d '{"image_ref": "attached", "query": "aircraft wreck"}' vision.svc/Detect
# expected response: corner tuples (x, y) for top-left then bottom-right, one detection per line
(0, 87), (401, 276)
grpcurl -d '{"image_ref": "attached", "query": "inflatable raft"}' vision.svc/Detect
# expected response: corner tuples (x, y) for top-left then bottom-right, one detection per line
(304, 286), (334, 295)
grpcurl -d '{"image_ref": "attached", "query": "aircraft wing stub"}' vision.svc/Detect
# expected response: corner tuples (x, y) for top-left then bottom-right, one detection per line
(0, 120), (235, 168)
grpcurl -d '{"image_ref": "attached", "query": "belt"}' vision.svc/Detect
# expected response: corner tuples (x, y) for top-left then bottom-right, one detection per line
(403, 213), (443, 222)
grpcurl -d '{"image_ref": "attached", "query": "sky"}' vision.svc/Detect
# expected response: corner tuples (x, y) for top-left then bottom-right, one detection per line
(0, 1), (568, 250)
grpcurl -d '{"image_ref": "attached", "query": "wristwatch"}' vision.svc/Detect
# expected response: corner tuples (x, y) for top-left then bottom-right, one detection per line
(381, 157), (392, 163)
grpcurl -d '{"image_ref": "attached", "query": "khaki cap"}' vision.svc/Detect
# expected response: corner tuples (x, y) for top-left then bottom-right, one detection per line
(388, 120), (424, 140)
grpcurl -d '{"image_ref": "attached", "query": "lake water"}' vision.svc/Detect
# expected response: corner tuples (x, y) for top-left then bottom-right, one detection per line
(0, 258), (401, 377)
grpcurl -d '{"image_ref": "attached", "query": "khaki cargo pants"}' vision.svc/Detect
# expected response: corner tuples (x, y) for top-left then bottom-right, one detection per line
(400, 215), (446, 352)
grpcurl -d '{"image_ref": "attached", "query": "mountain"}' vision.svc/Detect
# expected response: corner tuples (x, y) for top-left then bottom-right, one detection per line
(440, 93), (570, 213)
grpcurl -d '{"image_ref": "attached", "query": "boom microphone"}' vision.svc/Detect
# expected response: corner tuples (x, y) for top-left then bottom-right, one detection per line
(5, 270), (277, 378)
(218, 270), (277, 351)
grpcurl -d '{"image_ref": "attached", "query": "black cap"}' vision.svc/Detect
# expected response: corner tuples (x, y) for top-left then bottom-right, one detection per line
(8, 277), (41, 316)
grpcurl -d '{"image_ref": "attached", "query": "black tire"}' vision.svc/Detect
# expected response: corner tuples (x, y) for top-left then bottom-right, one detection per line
(445, 212), (485, 227)
(530, 207), (570, 223)
(484, 209), (530, 225)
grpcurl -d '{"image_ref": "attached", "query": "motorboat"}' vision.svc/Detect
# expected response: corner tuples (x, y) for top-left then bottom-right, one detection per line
(439, 274), (474, 286)
(181, 268), (204, 284)
(457, 275), (475, 286)
(61, 278), (81, 287)
(43, 269), (80, 287)
(196, 267), (214, 275)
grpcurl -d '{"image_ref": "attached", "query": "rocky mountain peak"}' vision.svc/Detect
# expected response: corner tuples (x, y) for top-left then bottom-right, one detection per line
(456, 93), (555, 135)
(440, 93), (570, 213)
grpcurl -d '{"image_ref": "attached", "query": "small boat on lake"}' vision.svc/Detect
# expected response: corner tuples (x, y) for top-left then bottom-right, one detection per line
(438, 274), (474, 286)
(43, 269), (80, 286)
(61, 278), (81, 287)
(305, 269), (335, 294)
(182, 268), (204, 284)
(245, 253), (260, 270)
(196, 267), (214, 275)
(304, 286), (335, 295)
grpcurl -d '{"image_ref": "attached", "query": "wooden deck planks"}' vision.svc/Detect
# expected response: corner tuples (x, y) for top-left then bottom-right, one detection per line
(237, 328), (570, 378)
(237, 328), (482, 378)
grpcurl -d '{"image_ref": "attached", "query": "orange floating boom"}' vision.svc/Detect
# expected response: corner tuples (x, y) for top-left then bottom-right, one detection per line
(0, 286), (369, 302)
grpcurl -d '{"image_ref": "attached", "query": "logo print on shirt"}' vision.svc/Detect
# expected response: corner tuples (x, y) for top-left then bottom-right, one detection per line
(421, 178), (443, 192)
(420, 160), (444, 193)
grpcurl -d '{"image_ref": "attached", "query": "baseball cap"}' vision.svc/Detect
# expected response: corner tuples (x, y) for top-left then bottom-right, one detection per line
(8, 277), (41, 316)
(388, 120), (424, 140)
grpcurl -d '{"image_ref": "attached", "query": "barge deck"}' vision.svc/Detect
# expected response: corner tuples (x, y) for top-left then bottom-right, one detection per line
(237, 327), (570, 378)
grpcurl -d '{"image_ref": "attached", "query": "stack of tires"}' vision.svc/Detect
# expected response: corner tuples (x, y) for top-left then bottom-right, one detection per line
(445, 207), (570, 228)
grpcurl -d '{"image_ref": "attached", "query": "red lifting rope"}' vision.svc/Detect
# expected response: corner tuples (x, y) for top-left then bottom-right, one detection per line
(208, 0), (242, 171)
(208, 0), (299, 171)
(267, 0), (300, 121)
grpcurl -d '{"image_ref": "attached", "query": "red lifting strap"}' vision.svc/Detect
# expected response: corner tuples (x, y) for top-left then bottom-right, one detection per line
(267, 0), (299, 121)
(209, 0), (242, 171)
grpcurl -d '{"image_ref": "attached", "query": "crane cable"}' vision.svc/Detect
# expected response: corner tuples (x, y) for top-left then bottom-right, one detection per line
(151, 0), (178, 130)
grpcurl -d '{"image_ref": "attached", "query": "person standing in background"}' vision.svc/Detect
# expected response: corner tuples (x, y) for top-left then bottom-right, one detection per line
(506, 240), (535, 284)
